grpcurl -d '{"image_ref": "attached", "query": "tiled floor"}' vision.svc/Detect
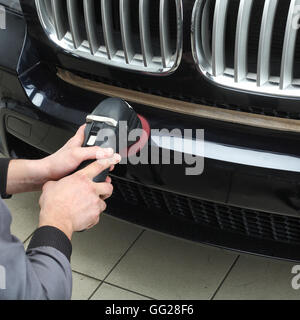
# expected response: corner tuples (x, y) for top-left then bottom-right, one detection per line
(5, 191), (300, 300)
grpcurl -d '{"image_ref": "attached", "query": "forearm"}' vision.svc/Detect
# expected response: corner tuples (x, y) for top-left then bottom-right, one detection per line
(0, 199), (72, 300)
(6, 159), (50, 195)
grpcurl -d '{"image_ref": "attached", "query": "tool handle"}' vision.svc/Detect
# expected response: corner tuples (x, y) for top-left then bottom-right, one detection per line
(93, 168), (110, 183)
(76, 159), (93, 172)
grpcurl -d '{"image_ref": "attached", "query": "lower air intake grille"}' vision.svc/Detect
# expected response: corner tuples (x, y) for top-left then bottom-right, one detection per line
(35, 0), (183, 74)
(112, 177), (300, 245)
(192, 0), (300, 97)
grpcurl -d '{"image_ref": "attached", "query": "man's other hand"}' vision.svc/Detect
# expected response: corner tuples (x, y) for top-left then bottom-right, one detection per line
(38, 153), (121, 240)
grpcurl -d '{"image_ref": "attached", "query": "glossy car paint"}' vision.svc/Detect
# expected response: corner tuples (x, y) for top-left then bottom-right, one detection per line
(1, 2), (300, 260)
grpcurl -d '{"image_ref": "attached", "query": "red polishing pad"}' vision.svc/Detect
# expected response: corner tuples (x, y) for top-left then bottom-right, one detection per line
(120, 114), (150, 158)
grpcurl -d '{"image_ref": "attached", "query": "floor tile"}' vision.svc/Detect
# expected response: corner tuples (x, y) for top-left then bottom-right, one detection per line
(4, 192), (41, 242)
(71, 214), (143, 280)
(91, 283), (150, 300)
(214, 255), (300, 300)
(72, 272), (100, 300)
(106, 231), (237, 300)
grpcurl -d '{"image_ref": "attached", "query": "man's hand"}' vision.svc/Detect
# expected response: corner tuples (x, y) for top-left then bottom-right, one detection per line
(41, 125), (115, 182)
(6, 125), (116, 195)
(39, 154), (121, 240)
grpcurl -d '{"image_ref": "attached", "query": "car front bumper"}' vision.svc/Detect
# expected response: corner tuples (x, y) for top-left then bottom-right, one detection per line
(2, 8), (300, 261)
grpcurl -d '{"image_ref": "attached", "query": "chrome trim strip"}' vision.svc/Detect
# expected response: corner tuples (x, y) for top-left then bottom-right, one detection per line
(151, 133), (300, 173)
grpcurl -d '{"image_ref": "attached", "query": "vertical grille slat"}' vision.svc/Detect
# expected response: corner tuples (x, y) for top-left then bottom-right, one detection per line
(50, 0), (67, 40)
(66, 0), (83, 49)
(201, 0), (212, 64)
(83, 0), (100, 55)
(160, 0), (171, 68)
(139, 0), (153, 67)
(101, 0), (117, 60)
(234, 0), (254, 83)
(212, 0), (229, 77)
(45, 0), (53, 19)
(280, 0), (300, 90)
(120, 0), (134, 63)
(257, 0), (279, 87)
(36, 0), (182, 73)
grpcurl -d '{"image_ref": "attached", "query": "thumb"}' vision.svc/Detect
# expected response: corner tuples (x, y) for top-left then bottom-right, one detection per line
(68, 124), (87, 148)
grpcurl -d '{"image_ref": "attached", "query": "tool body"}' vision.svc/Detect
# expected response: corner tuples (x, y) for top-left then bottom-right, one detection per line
(77, 98), (150, 182)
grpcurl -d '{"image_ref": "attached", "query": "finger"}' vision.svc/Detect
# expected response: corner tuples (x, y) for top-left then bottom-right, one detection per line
(101, 199), (107, 212)
(94, 182), (113, 199)
(88, 215), (101, 229)
(79, 154), (121, 180)
(42, 180), (55, 192)
(101, 194), (111, 201)
(67, 125), (86, 148)
(106, 176), (112, 184)
(109, 165), (115, 172)
(76, 146), (114, 163)
(99, 186), (113, 201)
(86, 219), (99, 230)
(75, 124), (86, 142)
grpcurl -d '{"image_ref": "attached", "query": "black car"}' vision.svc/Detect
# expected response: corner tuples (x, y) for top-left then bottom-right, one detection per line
(1, 0), (300, 261)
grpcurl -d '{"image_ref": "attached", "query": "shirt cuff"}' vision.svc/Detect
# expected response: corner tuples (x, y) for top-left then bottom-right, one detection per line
(27, 226), (72, 261)
(0, 158), (11, 199)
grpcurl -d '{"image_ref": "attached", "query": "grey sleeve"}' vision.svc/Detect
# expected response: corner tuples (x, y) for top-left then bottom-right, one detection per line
(0, 199), (73, 300)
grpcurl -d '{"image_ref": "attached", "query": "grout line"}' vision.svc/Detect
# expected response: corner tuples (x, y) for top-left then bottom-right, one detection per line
(88, 280), (106, 300)
(88, 229), (145, 300)
(102, 280), (156, 300)
(72, 270), (103, 282)
(210, 255), (240, 300)
(23, 231), (35, 245)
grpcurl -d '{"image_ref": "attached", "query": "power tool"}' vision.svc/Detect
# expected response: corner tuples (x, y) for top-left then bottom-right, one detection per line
(77, 97), (150, 182)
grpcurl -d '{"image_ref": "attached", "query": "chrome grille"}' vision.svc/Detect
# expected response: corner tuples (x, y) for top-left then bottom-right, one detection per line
(192, 0), (300, 97)
(36, 0), (183, 74)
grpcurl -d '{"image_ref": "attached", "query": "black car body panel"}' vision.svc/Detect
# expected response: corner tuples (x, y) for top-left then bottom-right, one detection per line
(2, 1), (300, 261)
